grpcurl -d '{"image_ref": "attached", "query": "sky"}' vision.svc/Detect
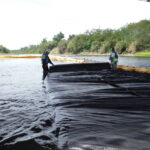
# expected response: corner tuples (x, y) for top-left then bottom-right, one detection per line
(0, 0), (150, 50)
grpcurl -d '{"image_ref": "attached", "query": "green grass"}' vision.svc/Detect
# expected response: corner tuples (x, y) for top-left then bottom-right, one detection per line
(134, 51), (150, 57)
(0, 53), (9, 55)
(1, 50), (150, 58)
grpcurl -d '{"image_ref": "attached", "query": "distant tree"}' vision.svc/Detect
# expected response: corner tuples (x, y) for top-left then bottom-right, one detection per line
(0, 45), (9, 53)
(41, 38), (47, 44)
(57, 40), (68, 54)
(128, 41), (139, 54)
(53, 32), (64, 43)
(99, 41), (112, 54)
(90, 41), (101, 52)
(115, 41), (127, 54)
(10, 19), (150, 54)
(48, 41), (57, 49)
(68, 34), (75, 40)
(67, 34), (91, 54)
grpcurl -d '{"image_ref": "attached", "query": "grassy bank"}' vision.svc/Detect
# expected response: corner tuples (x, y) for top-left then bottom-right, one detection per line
(76, 51), (150, 58)
(1, 51), (150, 58)
(134, 51), (150, 57)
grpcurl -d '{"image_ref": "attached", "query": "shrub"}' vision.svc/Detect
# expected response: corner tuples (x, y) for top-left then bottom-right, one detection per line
(115, 41), (127, 54)
(128, 41), (139, 54)
(90, 41), (101, 52)
(57, 40), (67, 54)
(99, 41), (112, 54)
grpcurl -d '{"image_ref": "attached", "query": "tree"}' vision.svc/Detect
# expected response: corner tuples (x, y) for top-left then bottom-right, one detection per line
(115, 41), (127, 54)
(99, 41), (112, 54)
(53, 32), (64, 43)
(57, 40), (67, 54)
(68, 34), (75, 40)
(10, 19), (150, 54)
(0, 45), (9, 53)
(67, 34), (91, 54)
(90, 41), (101, 52)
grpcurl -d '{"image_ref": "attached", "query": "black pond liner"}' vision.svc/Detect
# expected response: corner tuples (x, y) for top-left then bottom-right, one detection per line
(1, 63), (150, 150)
(48, 62), (150, 110)
(49, 63), (111, 72)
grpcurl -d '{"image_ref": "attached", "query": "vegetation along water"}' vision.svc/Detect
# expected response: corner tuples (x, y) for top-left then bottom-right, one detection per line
(0, 19), (150, 150)
(0, 20), (150, 57)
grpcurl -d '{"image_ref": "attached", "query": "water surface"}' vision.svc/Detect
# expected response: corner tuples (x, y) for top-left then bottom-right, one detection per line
(0, 58), (150, 150)
(71, 55), (150, 69)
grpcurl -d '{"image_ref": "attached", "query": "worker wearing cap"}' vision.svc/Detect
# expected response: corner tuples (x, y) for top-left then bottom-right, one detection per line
(109, 47), (118, 70)
(41, 49), (54, 80)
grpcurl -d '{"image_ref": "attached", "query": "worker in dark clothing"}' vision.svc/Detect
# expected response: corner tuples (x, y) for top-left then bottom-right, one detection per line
(109, 47), (118, 70)
(41, 49), (54, 80)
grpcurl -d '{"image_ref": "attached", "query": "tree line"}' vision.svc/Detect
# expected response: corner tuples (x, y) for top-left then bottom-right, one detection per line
(0, 45), (9, 53)
(1, 19), (150, 55)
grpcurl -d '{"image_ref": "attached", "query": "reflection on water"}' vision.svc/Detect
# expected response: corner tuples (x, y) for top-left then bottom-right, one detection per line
(0, 58), (150, 150)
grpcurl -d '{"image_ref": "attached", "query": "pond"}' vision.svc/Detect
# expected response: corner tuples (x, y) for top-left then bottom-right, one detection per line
(0, 58), (150, 150)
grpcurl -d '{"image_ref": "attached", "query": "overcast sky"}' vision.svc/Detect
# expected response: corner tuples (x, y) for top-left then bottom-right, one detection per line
(0, 0), (150, 50)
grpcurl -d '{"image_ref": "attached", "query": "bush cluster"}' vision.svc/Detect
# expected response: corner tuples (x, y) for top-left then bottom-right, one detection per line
(4, 20), (150, 55)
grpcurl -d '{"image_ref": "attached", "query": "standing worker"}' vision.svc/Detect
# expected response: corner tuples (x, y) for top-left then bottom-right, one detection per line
(41, 49), (54, 80)
(109, 47), (118, 70)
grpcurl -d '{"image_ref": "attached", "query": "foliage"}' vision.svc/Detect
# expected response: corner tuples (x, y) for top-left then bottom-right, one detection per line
(4, 19), (150, 56)
(134, 51), (150, 57)
(11, 39), (57, 54)
(57, 40), (68, 54)
(0, 45), (9, 53)
(53, 32), (64, 43)
(115, 40), (127, 54)
(68, 34), (75, 40)
(90, 41), (101, 52)
(128, 41), (139, 54)
(99, 41), (112, 54)
(67, 34), (91, 54)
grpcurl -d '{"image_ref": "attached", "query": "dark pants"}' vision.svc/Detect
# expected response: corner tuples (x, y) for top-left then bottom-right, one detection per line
(111, 62), (117, 70)
(42, 63), (49, 80)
